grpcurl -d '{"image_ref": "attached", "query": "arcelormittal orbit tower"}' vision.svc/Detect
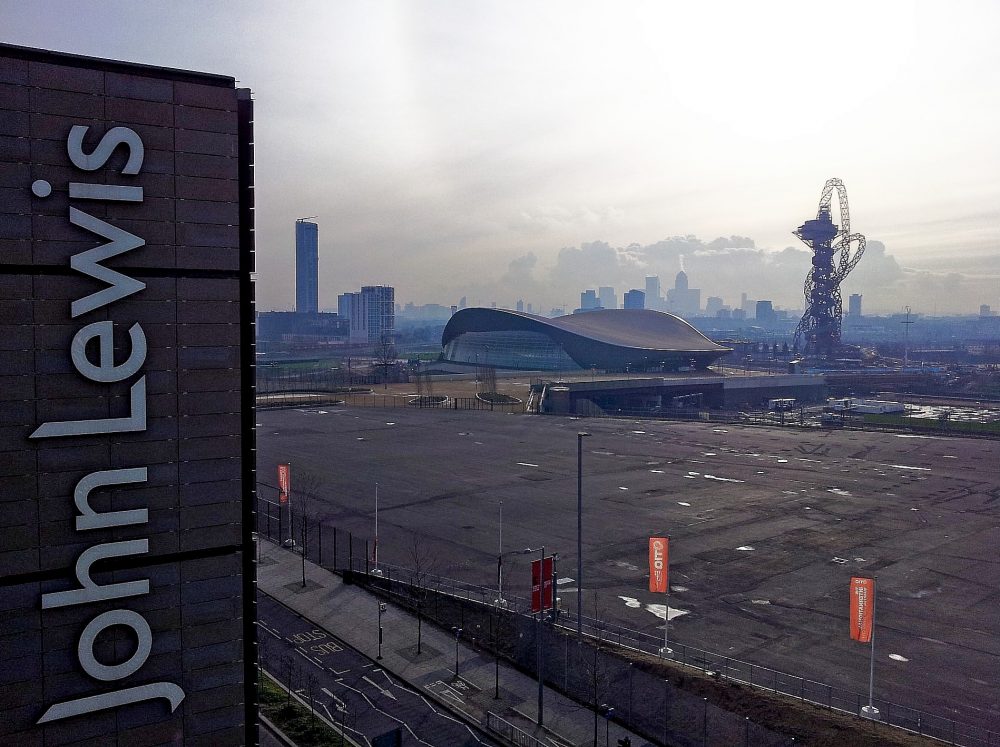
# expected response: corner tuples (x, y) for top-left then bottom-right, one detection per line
(793, 178), (866, 358)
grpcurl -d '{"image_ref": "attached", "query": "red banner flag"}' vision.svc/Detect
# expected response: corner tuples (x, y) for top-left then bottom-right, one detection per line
(850, 576), (874, 643)
(649, 537), (669, 593)
(531, 556), (554, 613)
(278, 463), (290, 505)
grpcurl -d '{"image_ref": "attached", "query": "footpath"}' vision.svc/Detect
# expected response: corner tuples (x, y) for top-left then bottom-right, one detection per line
(257, 537), (652, 747)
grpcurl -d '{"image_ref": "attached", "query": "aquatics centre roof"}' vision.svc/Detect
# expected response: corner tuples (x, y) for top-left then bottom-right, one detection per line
(441, 308), (731, 370)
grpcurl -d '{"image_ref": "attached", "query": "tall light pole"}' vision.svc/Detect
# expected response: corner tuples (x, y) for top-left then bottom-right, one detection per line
(452, 627), (462, 678)
(497, 501), (503, 605)
(377, 601), (386, 660)
(577, 432), (590, 638)
(373, 482), (381, 576)
(902, 306), (913, 370)
(495, 545), (532, 699)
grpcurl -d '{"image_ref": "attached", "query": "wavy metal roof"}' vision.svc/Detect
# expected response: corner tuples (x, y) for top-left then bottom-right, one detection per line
(442, 308), (731, 370)
(444, 308), (728, 352)
(545, 309), (728, 352)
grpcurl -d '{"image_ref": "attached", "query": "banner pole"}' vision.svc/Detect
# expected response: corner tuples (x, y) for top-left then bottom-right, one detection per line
(665, 534), (670, 654)
(664, 589), (670, 653)
(868, 577), (876, 710)
(287, 461), (293, 547)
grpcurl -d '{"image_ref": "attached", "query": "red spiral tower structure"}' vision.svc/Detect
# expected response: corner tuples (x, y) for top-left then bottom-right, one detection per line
(793, 178), (867, 358)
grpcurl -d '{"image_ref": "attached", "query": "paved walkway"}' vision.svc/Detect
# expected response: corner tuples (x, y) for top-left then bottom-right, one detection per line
(257, 538), (652, 747)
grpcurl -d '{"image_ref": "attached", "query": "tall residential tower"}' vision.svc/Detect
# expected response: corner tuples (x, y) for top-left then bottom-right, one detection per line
(296, 218), (319, 313)
(339, 285), (396, 344)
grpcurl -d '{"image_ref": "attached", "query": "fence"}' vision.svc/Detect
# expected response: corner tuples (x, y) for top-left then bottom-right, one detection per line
(543, 403), (1000, 439)
(257, 367), (380, 393)
(255, 490), (999, 747)
(485, 712), (547, 747)
(257, 391), (525, 412)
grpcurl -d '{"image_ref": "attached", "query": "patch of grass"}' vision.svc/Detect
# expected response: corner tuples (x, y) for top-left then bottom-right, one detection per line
(863, 414), (1000, 435)
(477, 392), (522, 404)
(260, 672), (346, 746)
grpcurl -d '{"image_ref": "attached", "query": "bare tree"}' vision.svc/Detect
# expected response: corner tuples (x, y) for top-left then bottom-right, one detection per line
(578, 590), (616, 747)
(305, 670), (318, 729)
(416, 367), (433, 397)
(278, 653), (297, 709)
(373, 332), (396, 389)
(407, 534), (440, 656)
(293, 470), (326, 587)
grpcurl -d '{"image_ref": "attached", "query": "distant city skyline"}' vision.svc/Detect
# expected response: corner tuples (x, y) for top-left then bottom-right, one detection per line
(3, 1), (998, 314)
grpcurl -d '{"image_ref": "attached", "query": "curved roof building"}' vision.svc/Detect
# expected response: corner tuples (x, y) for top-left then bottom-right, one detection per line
(441, 308), (731, 371)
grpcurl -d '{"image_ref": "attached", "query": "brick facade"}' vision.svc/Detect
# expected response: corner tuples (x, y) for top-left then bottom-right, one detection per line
(0, 44), (255, 745)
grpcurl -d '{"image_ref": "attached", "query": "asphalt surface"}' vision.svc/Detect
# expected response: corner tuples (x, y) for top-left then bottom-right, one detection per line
(259, 592), (489, 746)
(257, 538), (652, 747)
(256, 406), (1000, 733)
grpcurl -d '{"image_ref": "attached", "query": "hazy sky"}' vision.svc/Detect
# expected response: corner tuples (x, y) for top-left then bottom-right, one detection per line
(4, 1), (998, 314)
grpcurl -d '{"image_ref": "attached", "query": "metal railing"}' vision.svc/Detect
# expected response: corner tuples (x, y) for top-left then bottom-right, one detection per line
(485, 712), (547, 747)
(257, 391), (524, 412)
(542, 404), (1000, 439)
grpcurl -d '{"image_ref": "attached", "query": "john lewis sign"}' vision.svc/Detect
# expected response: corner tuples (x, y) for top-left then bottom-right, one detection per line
(28, 124), (184, 723)
(0, 43), (255, 744)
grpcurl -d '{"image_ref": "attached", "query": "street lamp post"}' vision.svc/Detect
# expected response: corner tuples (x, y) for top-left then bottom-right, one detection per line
(495, 543), (532, 699)
(452, 627), (462, 678)
(377, 602), (386, 660)
(373, 482), (380, 575)
(493, 609), (501, 699)
(577, 432), (590, 638)
(497, 501), (504, 605)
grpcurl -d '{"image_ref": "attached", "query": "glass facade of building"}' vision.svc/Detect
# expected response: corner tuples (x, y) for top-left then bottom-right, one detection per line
(443, 330), (580, 370)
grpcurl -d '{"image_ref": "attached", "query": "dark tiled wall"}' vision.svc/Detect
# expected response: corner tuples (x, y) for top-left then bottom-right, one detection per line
(0, 47), (252, 745)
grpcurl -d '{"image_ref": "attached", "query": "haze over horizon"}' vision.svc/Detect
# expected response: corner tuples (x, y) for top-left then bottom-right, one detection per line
(4, 1), (998, 315)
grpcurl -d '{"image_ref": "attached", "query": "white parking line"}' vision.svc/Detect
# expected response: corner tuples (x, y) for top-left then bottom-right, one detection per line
(294, 648), (323, 669)
(362, 675), (397, 700)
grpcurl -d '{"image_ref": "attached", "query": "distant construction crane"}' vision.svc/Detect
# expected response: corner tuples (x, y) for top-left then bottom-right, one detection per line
(792, 178), (866, 358)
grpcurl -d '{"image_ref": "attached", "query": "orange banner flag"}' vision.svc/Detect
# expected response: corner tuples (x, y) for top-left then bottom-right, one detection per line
(850, 576), (874, 642)
(649, 537), (668, 593)
(278, 463), (290, 504)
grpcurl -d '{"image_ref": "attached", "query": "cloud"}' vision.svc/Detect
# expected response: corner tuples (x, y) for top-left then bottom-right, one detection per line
(445, 234), (997, 315)
(509, 205), (627, 236)
(547, 241), (638, 288)
(501, 252), (538, 285)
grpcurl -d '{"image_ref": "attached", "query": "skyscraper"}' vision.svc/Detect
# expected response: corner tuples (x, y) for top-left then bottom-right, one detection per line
(296, 218), (319, 313)
(705, 296), (724, 316)
(667, 270), (700, 316)
(645, 276), (661, 310)
(624, 289), (646, 309)
(580, 289), (600, 310)
(848, 293), (863, 318)
(598, 286), (617, 310)
(756, 300), (775, 324)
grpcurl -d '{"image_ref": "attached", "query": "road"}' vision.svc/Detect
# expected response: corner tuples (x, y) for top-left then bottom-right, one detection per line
(258, 592), (491, 747)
